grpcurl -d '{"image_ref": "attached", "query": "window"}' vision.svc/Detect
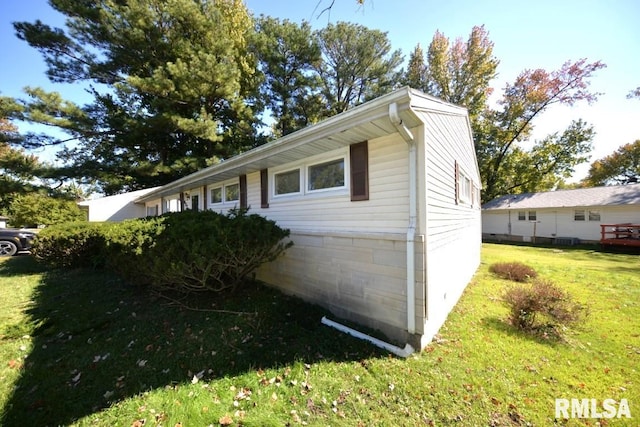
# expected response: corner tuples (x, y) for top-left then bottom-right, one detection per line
(225, 183), (239, 202)
(210, 187), (222, 204)
(274, 169), (300, 195)
(308, 158), (345, 191)
(588, 210), (601, 221)
(518, 211), (526, 221)
(528, 211), (537, 221)
(574, 209), (585, 221)
(146, 205), (158, 217)
(191, 194), (199, 212)
(454, 160), (473, 204)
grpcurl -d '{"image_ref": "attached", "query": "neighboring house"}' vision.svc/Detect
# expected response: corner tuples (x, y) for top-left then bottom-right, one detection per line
(482, 184), (640, 244)
(0, 216), (7, 228)
(132, 87), (482, 351)
(78, 187), (160, 222)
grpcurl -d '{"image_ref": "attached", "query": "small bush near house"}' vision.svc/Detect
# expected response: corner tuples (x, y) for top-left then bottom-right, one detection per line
(32, 221), (107, 269)
(503, 279), (587, 336)
(489, 261), (538, 282)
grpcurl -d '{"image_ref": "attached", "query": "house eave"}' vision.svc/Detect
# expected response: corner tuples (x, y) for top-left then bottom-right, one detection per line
(136, 87), (467, 203)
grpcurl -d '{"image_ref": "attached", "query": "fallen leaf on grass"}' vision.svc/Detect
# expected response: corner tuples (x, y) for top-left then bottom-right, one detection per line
(131, 419), (145, 427)
(218, 415), (233, 425)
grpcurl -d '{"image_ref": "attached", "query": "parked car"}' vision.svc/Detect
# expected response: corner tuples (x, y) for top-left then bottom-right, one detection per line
(0, 229), (37, 256)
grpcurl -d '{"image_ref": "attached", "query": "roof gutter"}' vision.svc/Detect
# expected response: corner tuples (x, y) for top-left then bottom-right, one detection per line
(389, 102), (417, 336)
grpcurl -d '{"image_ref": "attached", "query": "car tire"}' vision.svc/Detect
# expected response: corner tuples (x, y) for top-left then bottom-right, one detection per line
(0, 240), (18, 256)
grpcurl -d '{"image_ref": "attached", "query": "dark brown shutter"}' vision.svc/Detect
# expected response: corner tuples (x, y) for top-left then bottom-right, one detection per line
(454, 160), (459, 205)
(260, 168), (269, 208)
(239, 174), (248, 209)
(350, 141), (369, 201)
(202, 185), (208, 208)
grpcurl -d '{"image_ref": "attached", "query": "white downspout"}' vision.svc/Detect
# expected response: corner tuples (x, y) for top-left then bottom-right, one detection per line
(389, 102), (416, 335)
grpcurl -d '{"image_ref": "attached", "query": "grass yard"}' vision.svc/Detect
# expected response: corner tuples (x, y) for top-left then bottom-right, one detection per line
(0, 243), (638, 426)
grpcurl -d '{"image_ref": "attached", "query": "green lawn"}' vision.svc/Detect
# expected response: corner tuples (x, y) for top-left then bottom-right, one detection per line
(0, 243), (638, 426)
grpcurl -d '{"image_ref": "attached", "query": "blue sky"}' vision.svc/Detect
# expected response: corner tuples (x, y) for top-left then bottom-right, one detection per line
(2, 0), (639, 180)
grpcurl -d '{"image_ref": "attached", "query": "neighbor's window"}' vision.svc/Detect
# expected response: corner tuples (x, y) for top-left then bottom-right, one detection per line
(210, 187), (222, 204)
(146, 205), (158, 217)
(588, 210), (601, 221)
(574, 209), (585, 221)
(308, 158), (345, 191)
(274, 169), (301, 195)
(225, 183), (239, 202)
(518, 211), (526, 221)
(528, 211), (537, 221)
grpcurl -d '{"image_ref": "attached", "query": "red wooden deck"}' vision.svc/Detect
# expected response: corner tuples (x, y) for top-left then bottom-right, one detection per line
(600, 224), (640, 247)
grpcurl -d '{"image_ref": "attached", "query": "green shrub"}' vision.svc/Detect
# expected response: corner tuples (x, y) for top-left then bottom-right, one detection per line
(129, 209), (293, 293)
(32, 222), (108, 269)
(489, 261), (538, 282)
(503, 279), (587, 336)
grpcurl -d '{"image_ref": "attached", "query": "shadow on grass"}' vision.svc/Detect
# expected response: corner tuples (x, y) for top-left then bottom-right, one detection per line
(1, 257), (387, 426)
(481, 316), (563, 347)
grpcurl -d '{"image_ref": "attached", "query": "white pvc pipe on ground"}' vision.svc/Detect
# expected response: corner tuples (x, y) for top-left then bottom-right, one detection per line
(321, 316), (415, 358)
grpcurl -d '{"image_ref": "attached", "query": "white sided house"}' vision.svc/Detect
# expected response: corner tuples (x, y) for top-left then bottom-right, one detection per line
(482, 184), (640, 244)
(78, 187), (160, 222)
(136, 87), (482, 350)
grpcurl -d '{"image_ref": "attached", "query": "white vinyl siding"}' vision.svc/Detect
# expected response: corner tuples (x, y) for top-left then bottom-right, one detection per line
(419, 111), (481, 340)
(249, 134), (408, 233)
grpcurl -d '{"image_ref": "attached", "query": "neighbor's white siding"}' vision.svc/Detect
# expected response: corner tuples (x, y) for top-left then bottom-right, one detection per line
(80, 188), (158, 221)
(484, 205), (640, 242)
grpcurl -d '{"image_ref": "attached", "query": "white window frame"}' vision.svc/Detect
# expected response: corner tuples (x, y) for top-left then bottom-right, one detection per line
(270, 149), (349, 201)
(588, 210), (601, 221)
(528, 211), (537, 221)
(574, 209), (585, 221)
(518, 211), (526, 221)
(208, 179), (240, 206)
(456, 165), (473, 205)
(209, 186), (223, 204)
(307, 157), (346, 194)
(273, 167), (302, 196)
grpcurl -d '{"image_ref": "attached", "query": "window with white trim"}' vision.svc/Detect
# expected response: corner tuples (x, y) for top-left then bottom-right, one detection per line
(588, 210), (601, 221)
(528, 211), (537, 221)
(270, 150), (348, 200)
(574, 209), (585, 221)
(274, 168), (301, 195)
(225, 183), (239, 202)
(209, 181), (239, 205)
(308, 158), (345, 191)
(210, 187), (222, 204)
(518, 211), (526, 221)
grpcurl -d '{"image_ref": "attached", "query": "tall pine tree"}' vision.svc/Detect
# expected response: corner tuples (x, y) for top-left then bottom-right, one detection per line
(13, 0), (261, 194)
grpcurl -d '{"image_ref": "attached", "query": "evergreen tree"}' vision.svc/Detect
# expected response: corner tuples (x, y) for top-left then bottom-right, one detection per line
(316, 22), (403, 114)
(13, 0), (261, 195)
(254, 16), (325, 137)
